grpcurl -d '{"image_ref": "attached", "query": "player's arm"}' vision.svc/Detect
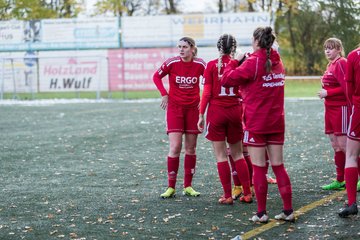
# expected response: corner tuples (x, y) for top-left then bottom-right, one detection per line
(153, 62), (170, 109)
(221, 55), (251, 88)
(198, 64), (213, 132)
(345, 54), (355, 105)
(328, 59), (347, 97)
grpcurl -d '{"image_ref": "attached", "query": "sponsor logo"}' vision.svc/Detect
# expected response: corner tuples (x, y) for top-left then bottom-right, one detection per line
(262, 80), (285, 87)
(262, 73), (285, 81)
(261, 73), (285, 87)
(175, 76), (198, 84)
(249, 137), (255, 142)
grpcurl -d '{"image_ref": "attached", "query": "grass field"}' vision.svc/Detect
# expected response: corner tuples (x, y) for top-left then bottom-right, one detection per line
(1, 79), (321, 100)
(0, 99), (359, 240)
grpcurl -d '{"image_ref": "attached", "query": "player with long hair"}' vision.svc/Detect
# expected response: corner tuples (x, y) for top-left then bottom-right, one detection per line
(318, 38), (348, 191)
(221, 27), (294, 223)
(197, 34), (252, 205)
(153, 37), (206, 198)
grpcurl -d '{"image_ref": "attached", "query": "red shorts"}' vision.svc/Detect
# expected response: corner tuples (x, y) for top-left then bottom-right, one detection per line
(347, 105), (360, 141)
(205, 104), (243, 144)
(324, 104), (348, 135)
(166, 102), (200, 134)
(243, 131), (284, 147)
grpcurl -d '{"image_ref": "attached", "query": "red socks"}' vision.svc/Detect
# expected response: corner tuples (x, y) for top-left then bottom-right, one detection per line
(244, 154), (253, 185)
(334, 151), (346, 182)
(252, 165), (268, 213)
(345, 167), (358, 205)
(217, 161), (232, 198)
(272, 164), (293, 211)
(234, 158), (251, 195)
(167, 156), (179, 188)
(167, 155), (196, 189)
(229, 154), (241, 186)
(184, 154), (196, 188)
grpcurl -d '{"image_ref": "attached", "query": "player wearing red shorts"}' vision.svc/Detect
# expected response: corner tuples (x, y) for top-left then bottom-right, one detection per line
(338, 44), (360, 217)
(153, 37), (206, 198)
(317, 38), (348, 191)
(197, 34), (252, 205)
(221, 27), (294, 223)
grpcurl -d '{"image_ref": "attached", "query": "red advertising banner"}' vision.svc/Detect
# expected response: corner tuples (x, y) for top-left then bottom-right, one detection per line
(108, 48), (176, 91)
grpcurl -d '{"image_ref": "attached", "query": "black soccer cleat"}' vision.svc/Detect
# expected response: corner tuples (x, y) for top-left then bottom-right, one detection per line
(338, 203), (358, 218)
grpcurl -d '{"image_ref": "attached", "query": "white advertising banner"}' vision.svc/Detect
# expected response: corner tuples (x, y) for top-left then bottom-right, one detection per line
(0, 18), (120, 51)
(121, 12), (271, 48)
(38, 50), (108, 92)
(0, 52), (38, 93)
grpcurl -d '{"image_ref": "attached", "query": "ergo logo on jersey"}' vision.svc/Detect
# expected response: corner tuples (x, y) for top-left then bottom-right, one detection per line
(175, 76), (198, 84)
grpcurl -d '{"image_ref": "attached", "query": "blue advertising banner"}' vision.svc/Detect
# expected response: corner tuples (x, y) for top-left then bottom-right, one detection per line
(0, 17), (120, 51)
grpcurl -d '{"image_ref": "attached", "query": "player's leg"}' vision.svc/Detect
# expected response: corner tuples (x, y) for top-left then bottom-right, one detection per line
(339, 138), (360, 217)
(267, 144), (294, 222)
(213, 141), (233, 204)
(160, 132), (182, 198)
(229, 141), (252, 203)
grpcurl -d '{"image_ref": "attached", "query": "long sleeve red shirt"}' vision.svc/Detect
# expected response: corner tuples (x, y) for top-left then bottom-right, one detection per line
(321, 57), (347, 106)
(199, 55), (241, 115)
(345, 48), (360, 107)
(221, 49), (285, 134)
(153, 56), (206, 107)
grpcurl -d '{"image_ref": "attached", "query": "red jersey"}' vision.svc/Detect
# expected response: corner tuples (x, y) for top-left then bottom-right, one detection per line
(153, 56), (206, 107)
(321, 57), (347, 106)
(345, 48), (360, 107)
(199, 55), (241, 115)
(221, 49), (285, 134)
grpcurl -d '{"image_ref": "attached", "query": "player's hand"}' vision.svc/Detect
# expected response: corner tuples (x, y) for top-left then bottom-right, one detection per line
(197, 114), (204, 132)
(235, 52), (246, 61)
(317, 89), (327, 99)
(160, 95), (168, 110)
(234, 52), (247, 65)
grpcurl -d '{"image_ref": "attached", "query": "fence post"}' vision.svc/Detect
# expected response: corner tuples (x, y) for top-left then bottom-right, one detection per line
(96, 56), (101, 100)
(11, 59), (17, 99)
(1, 59), (4, 100)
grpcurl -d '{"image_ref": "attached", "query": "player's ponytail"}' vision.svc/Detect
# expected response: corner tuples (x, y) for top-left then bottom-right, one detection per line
(253, 27), (276, 73)
(216, 34), (237, 77)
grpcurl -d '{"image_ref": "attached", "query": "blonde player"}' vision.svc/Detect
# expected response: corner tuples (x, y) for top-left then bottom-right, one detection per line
(153, 37), (206, 198)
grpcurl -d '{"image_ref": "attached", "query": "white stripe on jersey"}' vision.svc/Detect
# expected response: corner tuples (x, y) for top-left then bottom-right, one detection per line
(254, 57), (259, 81)
(193, 59), (206, 68)
(342, 105), (348, 134)
(243, 130), (249, 143)
(166, 59), (181, 67)
(205, 122), (210, 138)
(337, 61), (346, 76)
(347, 105), (354, 136)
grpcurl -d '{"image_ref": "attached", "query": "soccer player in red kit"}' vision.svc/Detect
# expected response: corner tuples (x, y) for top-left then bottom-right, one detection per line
(197, 34), (252, 205)
(153, 37), (206, 198)
(221, 27), (294, 223)
(318, 38), (348, 191)
(338, 44), (360, 217)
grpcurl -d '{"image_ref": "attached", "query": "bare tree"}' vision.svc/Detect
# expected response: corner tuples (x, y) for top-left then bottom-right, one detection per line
(94, 0), (143, 17)
(218, 0), (223, 13)
(164, 0), (178, 14)
(142, 0), (162, 15)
